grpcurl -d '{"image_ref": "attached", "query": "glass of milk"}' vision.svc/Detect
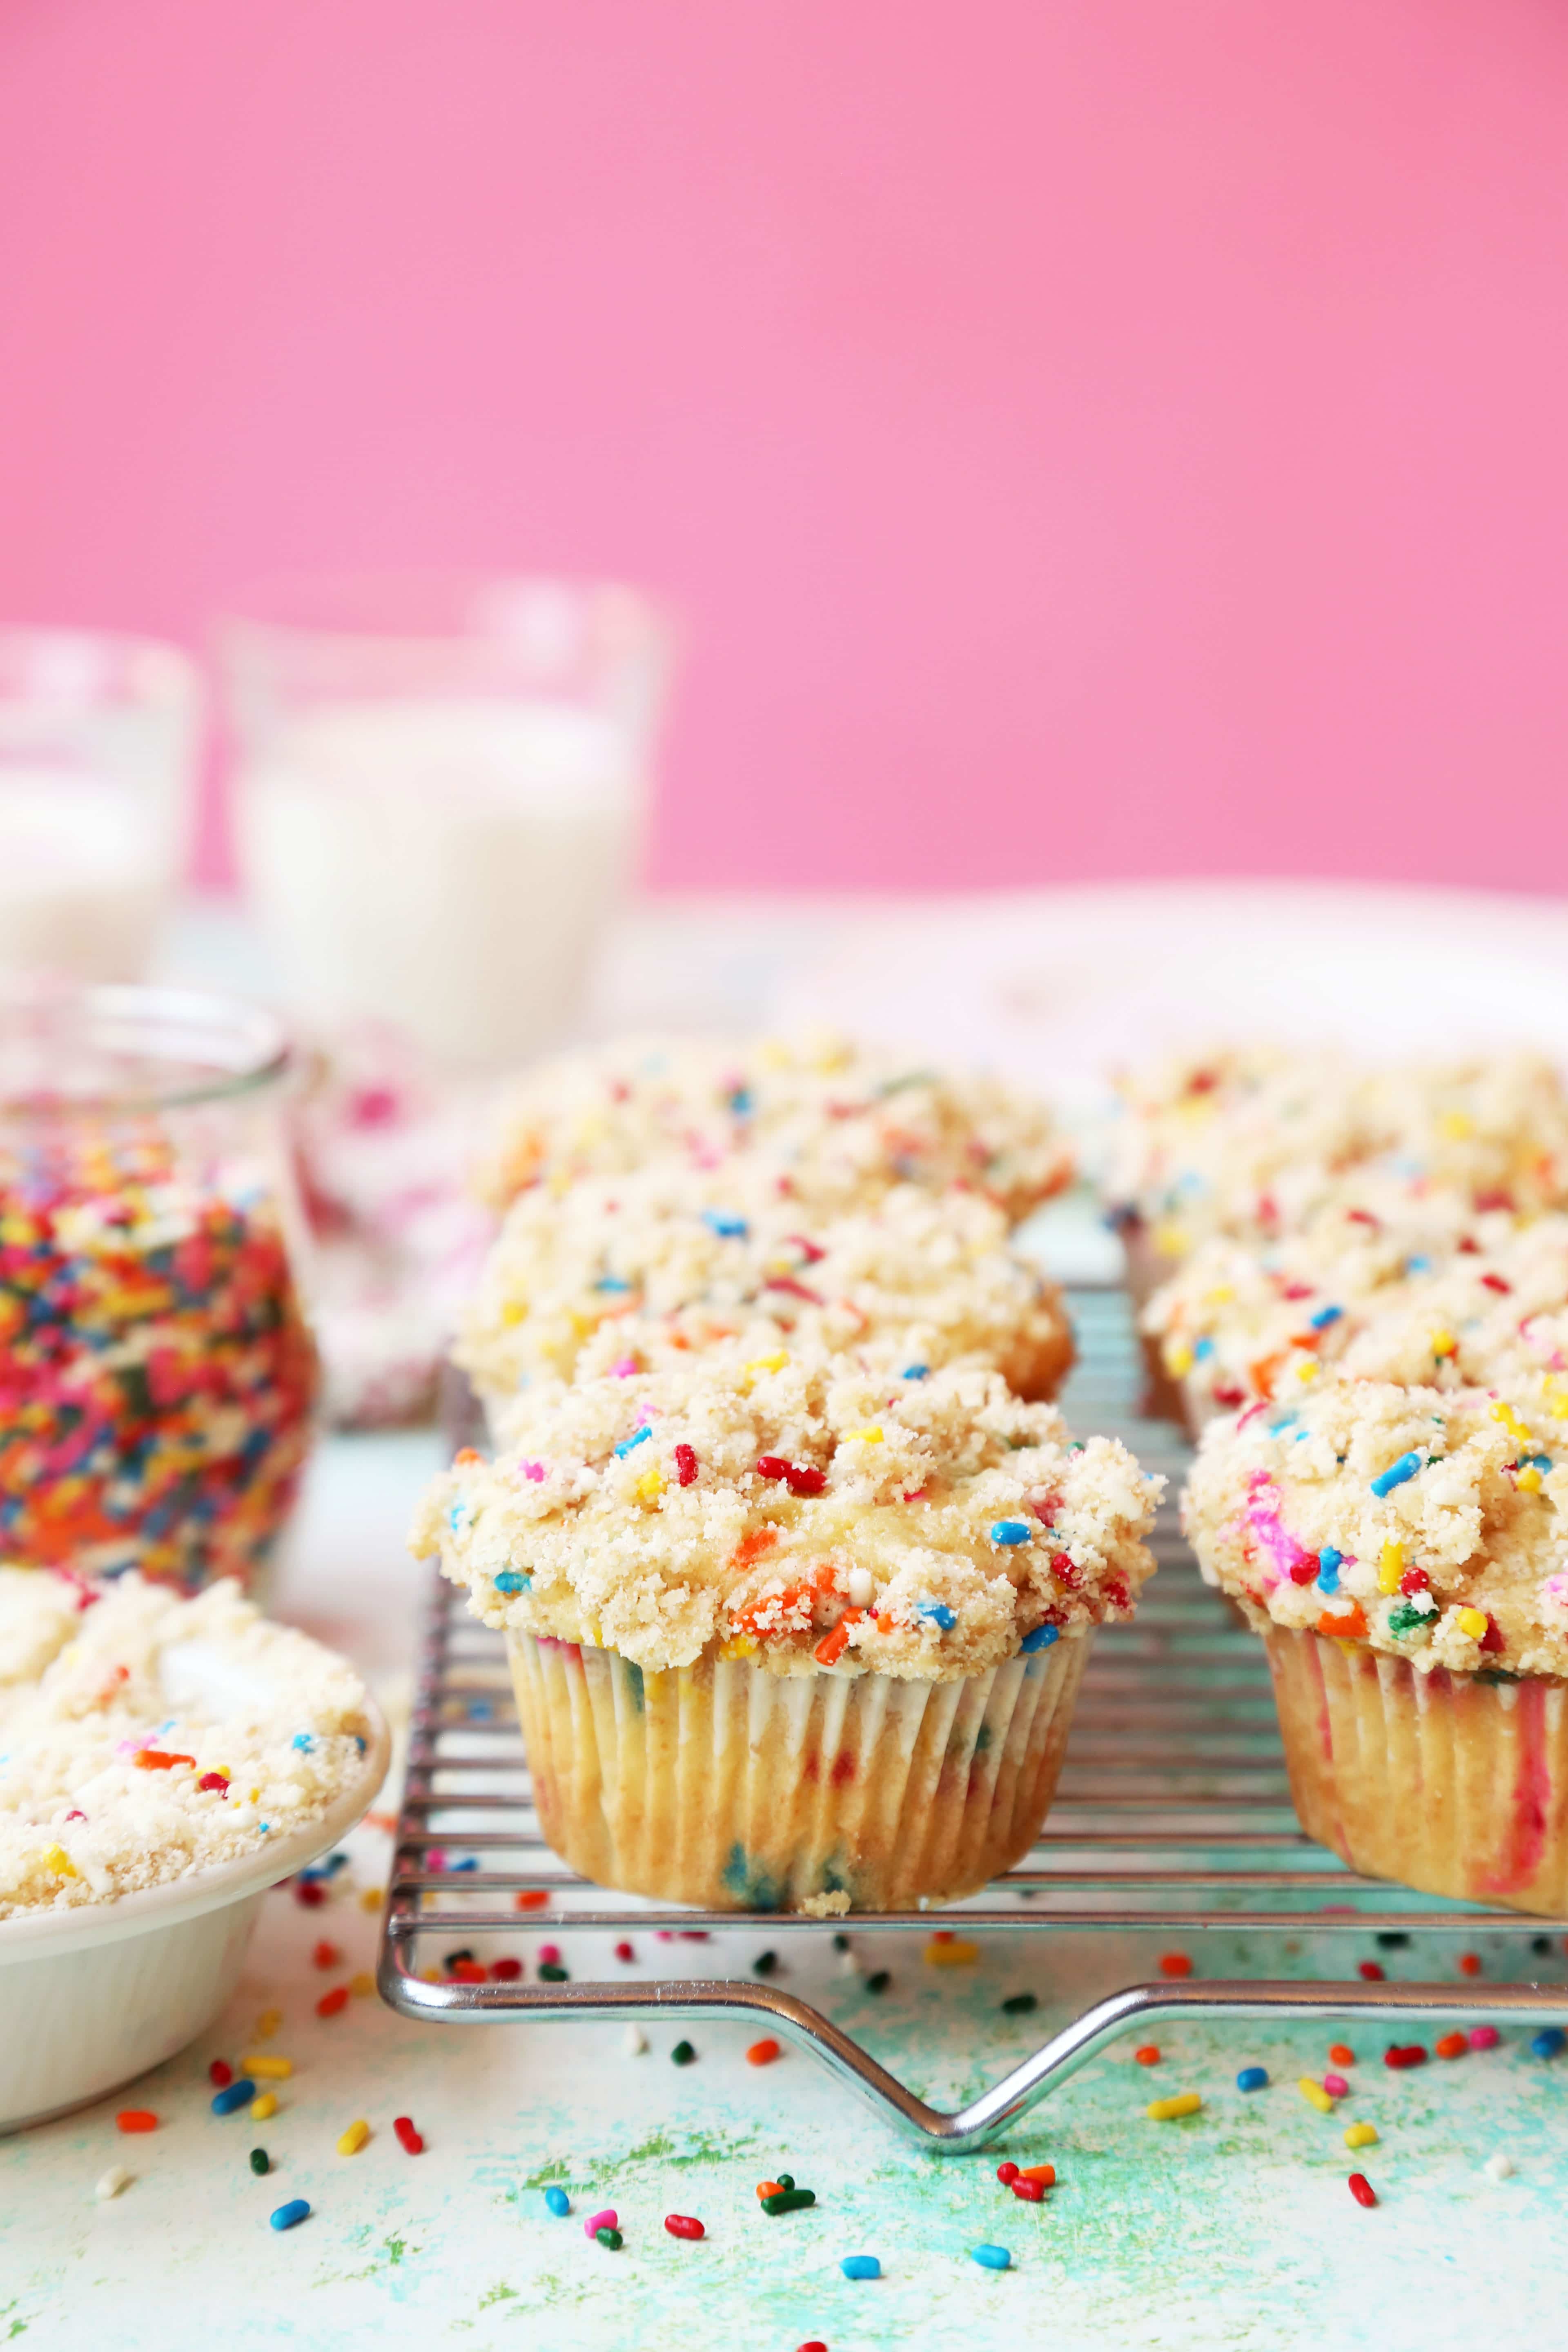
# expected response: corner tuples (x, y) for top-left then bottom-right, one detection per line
(219, 575), (673, 1068)
(0, 631), (201, 981)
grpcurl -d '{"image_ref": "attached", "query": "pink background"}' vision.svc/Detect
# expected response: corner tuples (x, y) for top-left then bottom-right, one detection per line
(2, 0), (1568, 893)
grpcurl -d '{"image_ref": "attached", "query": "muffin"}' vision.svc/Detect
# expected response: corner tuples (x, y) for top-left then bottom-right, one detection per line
(455, 1166), (1075, 1432)
(1183, 1372), (1568, 1915)
(1102, 1046), (1568, 1307)
(474, 1031), (1072, 1224)
(412, 1348), (1160, 1911)
(0, 1570), (376, 1917)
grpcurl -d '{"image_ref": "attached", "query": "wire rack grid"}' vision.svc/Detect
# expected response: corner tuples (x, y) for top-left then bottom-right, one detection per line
(379, 1287), (1568, 2152)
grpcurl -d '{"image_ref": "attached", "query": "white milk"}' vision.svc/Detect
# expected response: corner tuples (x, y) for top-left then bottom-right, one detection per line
(233, 698), (637, 1065)
(0, 771), (166, 980)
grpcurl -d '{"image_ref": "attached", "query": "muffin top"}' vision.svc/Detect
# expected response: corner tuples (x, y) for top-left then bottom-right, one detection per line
(1181, 1373), (1568, 1677)
(456, 1166), (1073, 1416)
(1103, 1047), (1568, 1256)
(413, 1348), (1161, 1680)
(473, 1031), (1071, 1223)
(0, 1572), (376, 1920)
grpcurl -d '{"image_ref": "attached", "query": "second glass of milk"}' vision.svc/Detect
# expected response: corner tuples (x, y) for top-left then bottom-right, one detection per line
(220, 577), (672, 1067)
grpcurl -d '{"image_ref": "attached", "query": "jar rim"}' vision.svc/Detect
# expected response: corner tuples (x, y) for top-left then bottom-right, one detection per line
(0, 980), (291, 1119)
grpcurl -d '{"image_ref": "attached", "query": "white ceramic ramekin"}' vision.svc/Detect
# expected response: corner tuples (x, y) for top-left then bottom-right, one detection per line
(0, 1702), (389, 2134)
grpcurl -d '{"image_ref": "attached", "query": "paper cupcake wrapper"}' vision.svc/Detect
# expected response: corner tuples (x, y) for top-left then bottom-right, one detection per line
(509, 1629), (1091, 1912)
(1264, 1624), (1568, 1917)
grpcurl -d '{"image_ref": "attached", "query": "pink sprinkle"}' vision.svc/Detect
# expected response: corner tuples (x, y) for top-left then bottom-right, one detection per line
(114, 1736), (154, 1761)
(1240, 1473), (1316, 1588)
(1468, 2025), (1501, 2051)
(584, 2207), (617, 2241)
(538, 1943), (562, 1966)
(65, 1809), (86, 1822)
(610, 1358), (639, 1378)
(1323, 2072), (1350, 2098)
(426, 1849), (448, 1872)
(518, 1461), (547, 1483)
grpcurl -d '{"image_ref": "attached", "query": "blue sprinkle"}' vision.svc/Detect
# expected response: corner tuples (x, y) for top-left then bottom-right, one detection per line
(1523, 1452), (1553, 1470)
(1405, 1254), (1432, 1274)
(1193, 1336), (1215, 1361)
(270, 2198), (311, 2231)
(727, 1085), (753, 1116)
(447, 1502), (469, 1533)
(917, 1603), (957, 1631)
(452, 1856), (479, 1871)
(990, 1520), (1032, 1547)
(1310, 1305), (1343, 1330)
(544, 2185), (571, 2216)
(841, 2255), (881, 2280)
(1532, 2028), (1566, 2059)
(469, 1699), (493, 1721)
(701, 1211), (749, 1239)
(614, 1427), (653, 1458)
(971, 2244), (1012, 2270)
(593, 1275), (631, 1293)
(291, 1733), (314, 1752)
(493, 1570), (529, 1595)
(353, 1735), (366, 1755)
(1317, 1546), (1343, 1596)
(1371, 1451), (1422, 1498)
(1020, 1623), (1060, 1653)
(212, 2078), (256, 2115)
(1236, 2065), (1268, 2092)
(1267, 1412), (1300, 1434)
(902, 1363), (929, 1381)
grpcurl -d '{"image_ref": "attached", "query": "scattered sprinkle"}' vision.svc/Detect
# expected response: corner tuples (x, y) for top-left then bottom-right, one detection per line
(924, 1936), (979, 1967)
(336, 2118), (371, 2157)
(671, 2039), (696, 2065)
(1323, 2071), (1349, 2098)
(1010, 2177), (1046, 2202)
(1435, 2033), (1468, 2061)
(212, 2080), (256, 2116)
(864, 1970), (891, 1995)
(94, 2165), (131, 2201)
(584, 2207), (617, 2241)
(544, 2187), (571, 2217)
(1236, 2067), (1268, 2093)
(116, 2109), (158, 2134)
(1298, 2078), (1334, 2115)
(251, 2094), (278, 2122)
(249, 2147), (270, 2175)
(747, 2038), (782, 2066)
(989, 1521), (1032, 1547)
(971, 2244), (1011, 2270)
(242, 2056), (292, 2080)
(762, 2187), (816, 2215)
(1384, 2045), (1427, 2069)
(311, 1939), (341, 1970)
(270, 2199), (311, 2231)
(1000, 1992), (1037, 2015)
(1469, 2025), (1501, 2051)
(1370, 1452), (1422, 1497)
(393, 2115), (423, 2154)
(841, 2255), (881, 2280)
(1146, 2093), (1202, 2121)
(1344, 2123), (1379, 2150)
(1359, 1961), (1385, 1982)
(209, 2060), (233, 2088)
(256, 2008), (282, 2039)
(665, 2213), (705, 2239)
(1348, 2173), (1377, 2209)
(1531, 2028), (1565, 2059)
(1485, 2152), (1515, 2181)
(1158, 1953), (1192, 1978)
(316, 1987), (350, 2019)
(1458, 1953), (1483, 1977)
(1134, 2045), (1161, 2067)
(1328, 2043), (1356, 2066)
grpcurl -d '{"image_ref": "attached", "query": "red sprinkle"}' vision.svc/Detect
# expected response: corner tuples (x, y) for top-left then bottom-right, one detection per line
(116, 2110), (158, 2133)
(208, 2060), (232, 2087)
(1358, 1961), (1385, 1982)
(393, 2115), (424, 2155)
(196, 1771), (230, 1795)
(1011, 2177), (1047, 2202)
(1348, 2172), (1378, 2208)
(674, 1443), (699, 1487)
(614, 1940), (636, 1963)
(1435, 2033), (1468, 2060)
(746, 2038), (782, 2066)
(448, 1960), (488, 1983)
(1134, 2045), (1161, 2066)
(1480, 1273), (1513, 1294)
(312, 1939), (341, 1970)
(664, 2214), (705, 2240)
(295, 1879), (327, 1908)
(1458, 1953), (1483, 1977)
(491, 1957), (523, 1981)
(1159, 1953), (1192, 1979)
(756, 1456), (792, 1481)
(514, 1890), (549, 1911)
(996, 2162), (1019, 2184)
(316, 1986), (350, 2018)
(1384, 2044), (1427, 2069)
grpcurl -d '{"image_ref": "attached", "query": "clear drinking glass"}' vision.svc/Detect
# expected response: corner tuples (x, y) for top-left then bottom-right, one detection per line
(0, 980), (317, 1595)
(219, 575), (673, 1067)
(0, 630), (202, 982)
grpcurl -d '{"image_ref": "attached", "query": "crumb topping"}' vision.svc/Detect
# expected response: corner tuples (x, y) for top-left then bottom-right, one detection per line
(413, 1348), (1161, 1680)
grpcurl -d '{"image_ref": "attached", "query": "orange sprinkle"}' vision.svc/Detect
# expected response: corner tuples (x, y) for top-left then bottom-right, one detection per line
(813, 1609), (864, 1668)
(133, 1750), (195, 1772)
(1317, 1604), (1368, 1639)
(1329, 2043), (1356, 2067)
(1458, 1953), (1483, 1977)
(311, 1940), (341, 1970)
(1435, 2031), (1468, 2060)
(730, 1527), (780, 1571)
(1016, 2163), (1056, 2185)
(515, 1890), (550, 1911)
(1135, 2044), (1161, 2065)
(116, 2109), (158, 2133)
(316, 1985), (350, 2019)
(454, 1448), (481, 1465)
(1159, 1953), (1193, 1978)
(746, 2038), (782, 2066)
(756, 2180), (784, 2200)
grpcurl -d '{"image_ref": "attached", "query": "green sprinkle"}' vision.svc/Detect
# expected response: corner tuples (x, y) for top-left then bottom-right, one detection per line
(865, 1970), (891, 1995)
(1387, 1601), (1431, 1638)
(1000, 1992), (1039, 2015)
(776, 2174), (795, 2191)
(538, 1962), (570, 1982)
(761, 2188), (816, 2215)
(595, 2225), (623, 2249)
(671, 2039), (696, 2066)
(249, 2148), (269, 2176)
(752, 1950), (779, 1976)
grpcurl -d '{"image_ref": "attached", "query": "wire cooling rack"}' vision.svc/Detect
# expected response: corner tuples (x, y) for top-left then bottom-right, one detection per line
(379, 1287), (1568, 2151)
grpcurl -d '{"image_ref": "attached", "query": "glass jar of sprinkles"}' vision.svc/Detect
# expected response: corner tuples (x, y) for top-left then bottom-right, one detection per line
(0, 981), (318, 1594)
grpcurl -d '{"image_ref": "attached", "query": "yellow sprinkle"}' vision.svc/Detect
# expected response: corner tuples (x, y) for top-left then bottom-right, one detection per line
(720, 1635), (758, 1659)
(1344, 2121), (1379, 2149)
(1492, 1401), (1532, 1443)
(747, 1351), (788, 1375)
(255, 2007), (282, 2039)
(41, 1844), (78, 1879)
(1146, 2093), (1203, 2122)
(1517, 1466), (1544, 1493)
(635, 1468), (665, 1503)
(1165, 1341), (1194, 1378)
(360, 1887), (384, 1913)
(336, 2119), (371, 2157)
(924, 1938), (980, 1967)
(848, 1427), (884, 1445)
(350, 1972), (375, 1998)
(1457, 1607), (1489, 1640)
(247, 1789), (261, 1804)
(1378, 1543), (1405, 1595)
(1298, 2076), (1334, 2114)
(1439, 1111), (1474, 1142)
(242, 2056), (292, 2080)
(1296, 1359), (1319, 1383)
(420, 1967), (441, 1983)
(1552, 1397), (1568, 1420)
(1152, 1219), (1192, 1258)
(1204, 1285), (1234, 1306)
(251, 2092), (278, 2122)
(1431, 1329), (1457, 1358)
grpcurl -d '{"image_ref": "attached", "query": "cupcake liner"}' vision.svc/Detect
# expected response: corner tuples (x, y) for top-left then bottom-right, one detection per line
(1263, 1624), (1568, 1916)
(509, 1628), (1091, 1911)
